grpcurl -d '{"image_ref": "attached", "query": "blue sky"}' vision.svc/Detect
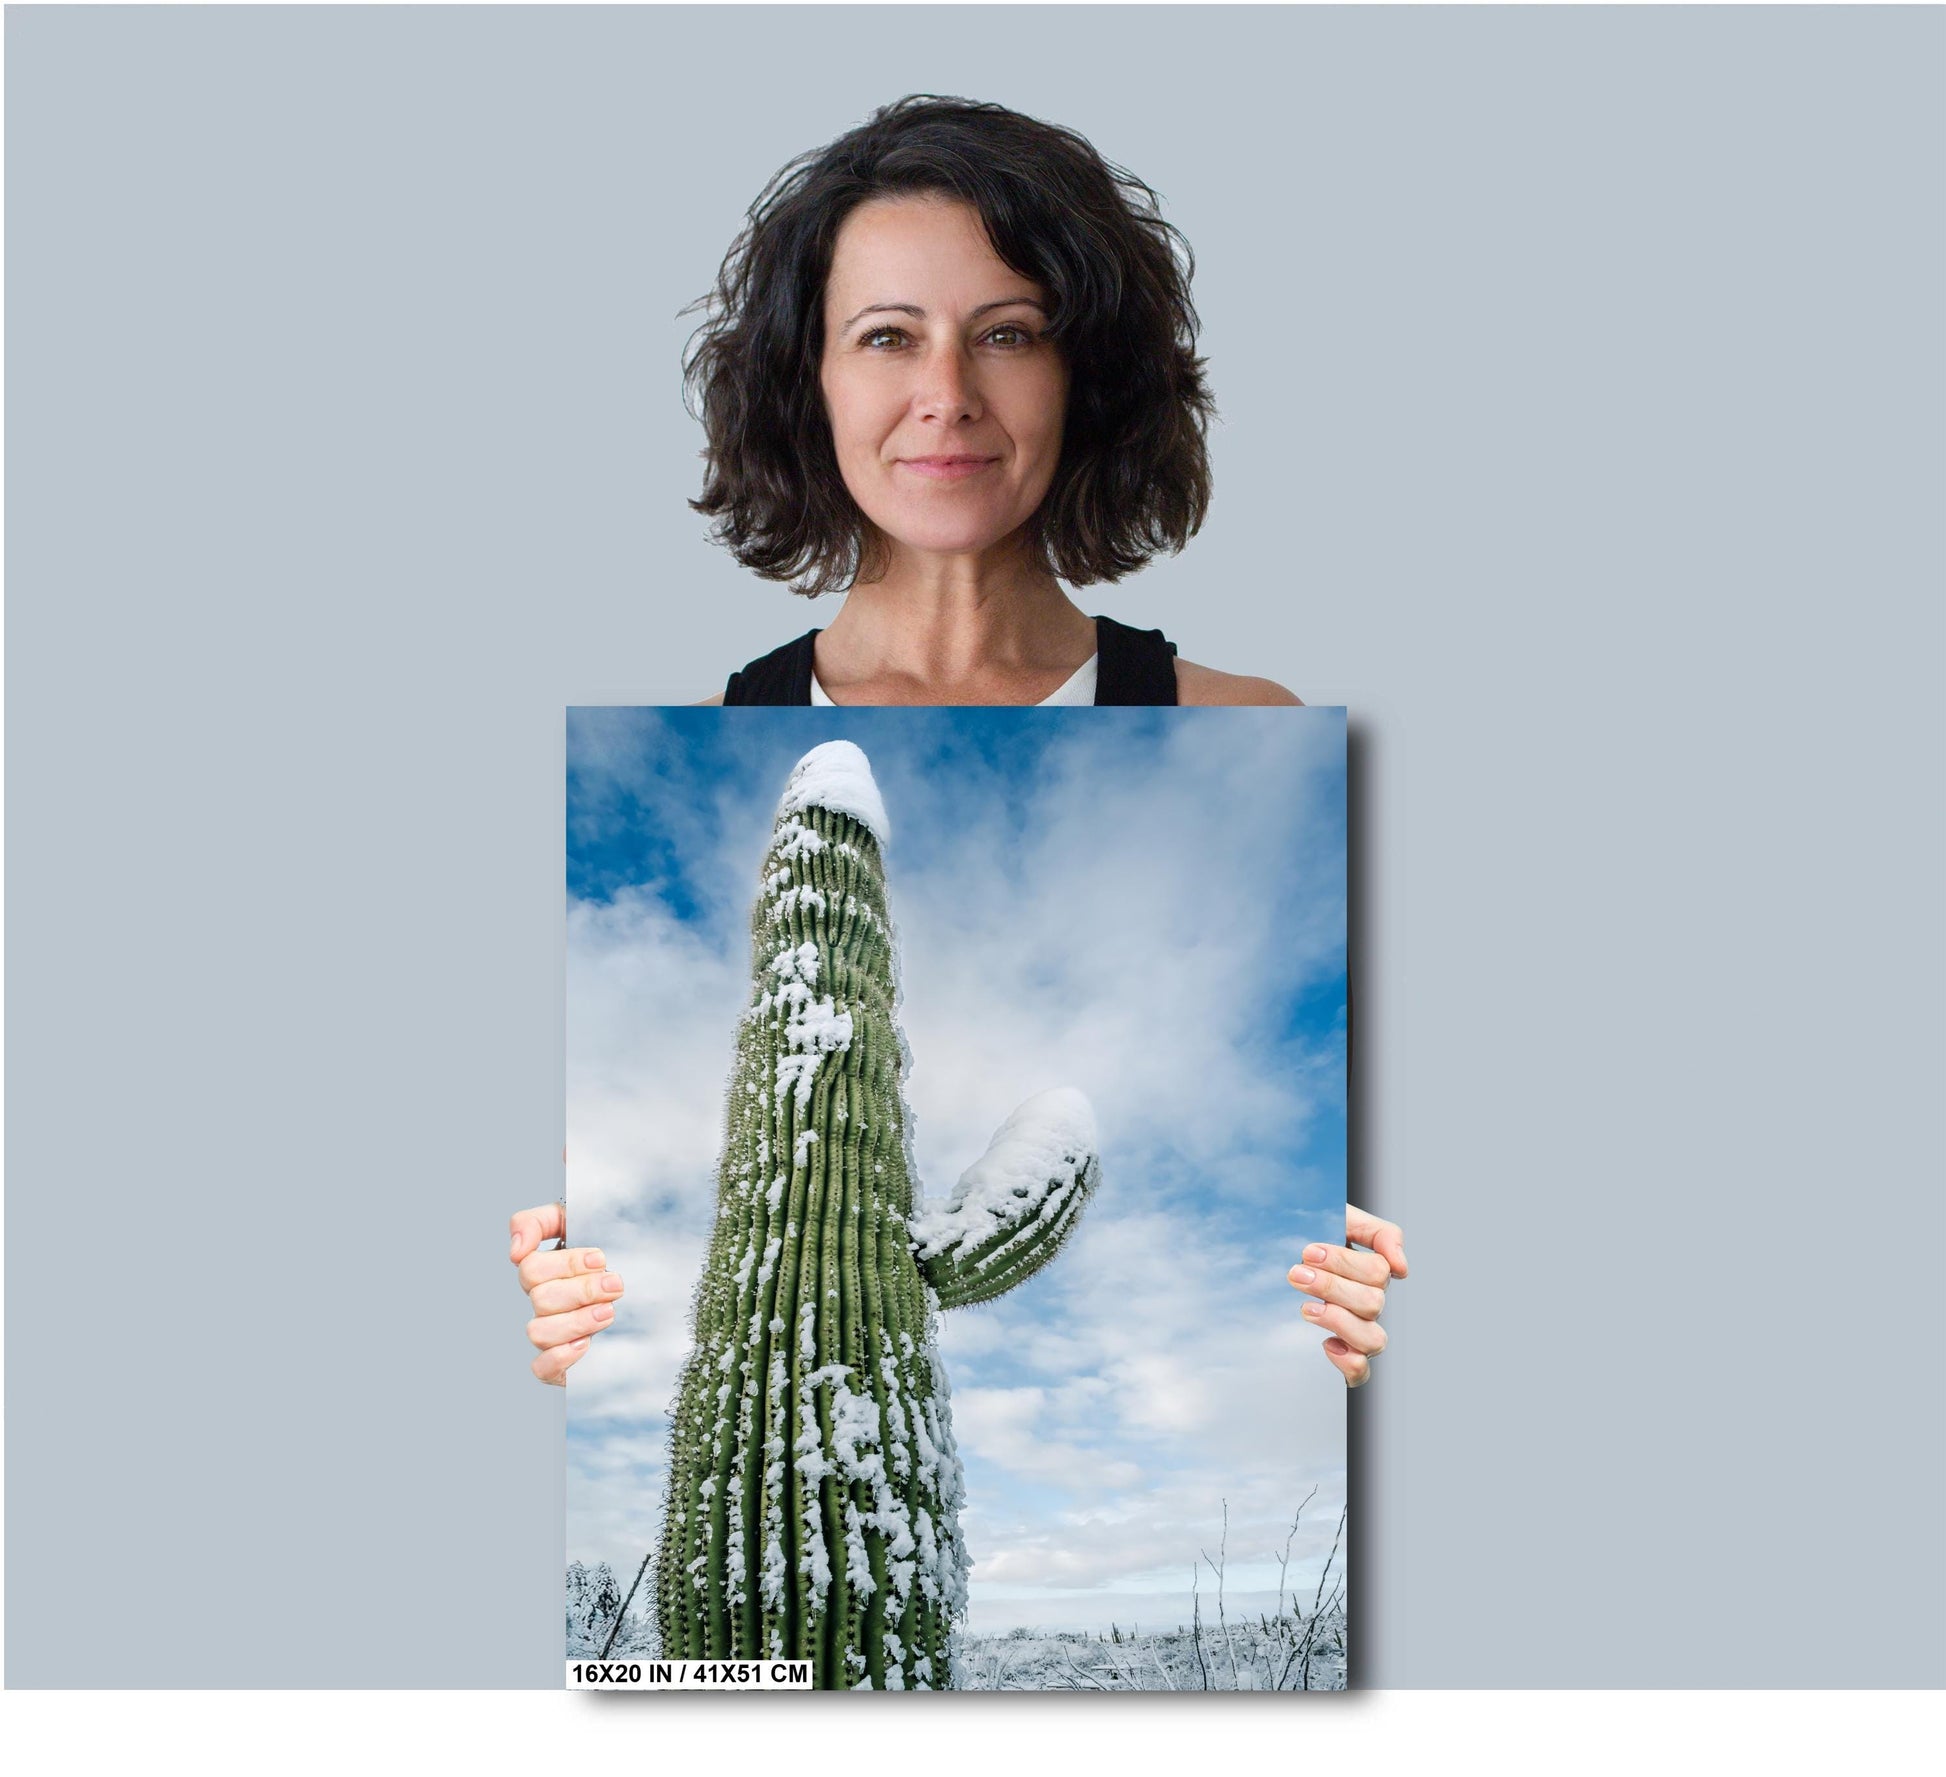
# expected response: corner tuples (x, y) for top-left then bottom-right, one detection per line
(565, 706), (1347, 1633)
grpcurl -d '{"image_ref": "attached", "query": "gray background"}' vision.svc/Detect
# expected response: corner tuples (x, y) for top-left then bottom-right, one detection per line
(7, 5), (1941, 1689)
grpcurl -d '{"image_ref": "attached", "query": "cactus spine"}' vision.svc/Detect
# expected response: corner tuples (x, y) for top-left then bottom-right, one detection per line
(653, 740), (1101, 1690)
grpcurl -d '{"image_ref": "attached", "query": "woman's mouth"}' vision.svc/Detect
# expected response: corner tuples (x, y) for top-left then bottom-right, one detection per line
(896, 455), (1000, 482)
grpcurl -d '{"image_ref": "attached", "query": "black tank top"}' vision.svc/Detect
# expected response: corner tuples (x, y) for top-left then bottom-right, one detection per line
(721, 614), (1180, 706)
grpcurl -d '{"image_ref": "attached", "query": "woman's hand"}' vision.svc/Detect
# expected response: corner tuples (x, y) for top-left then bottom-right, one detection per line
(1289, 1202), (1407, 1387)
(510, 1200), (625, 1386)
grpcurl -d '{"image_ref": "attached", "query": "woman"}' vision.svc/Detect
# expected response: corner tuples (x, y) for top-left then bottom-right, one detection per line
(515, 95), (1407, 1389)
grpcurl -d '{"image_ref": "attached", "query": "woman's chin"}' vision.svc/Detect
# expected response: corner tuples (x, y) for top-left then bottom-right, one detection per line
(876, 514), (1026, 561)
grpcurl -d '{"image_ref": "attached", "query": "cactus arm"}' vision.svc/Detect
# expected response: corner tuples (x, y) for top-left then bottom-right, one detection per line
(910, 1088), (1102, 1311)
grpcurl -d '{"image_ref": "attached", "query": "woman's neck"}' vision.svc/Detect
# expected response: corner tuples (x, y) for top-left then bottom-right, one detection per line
(813, 544), (1098, 704)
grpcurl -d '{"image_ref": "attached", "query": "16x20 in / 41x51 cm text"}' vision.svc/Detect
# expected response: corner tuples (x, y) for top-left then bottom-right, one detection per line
(567, 1659), (813, 1690)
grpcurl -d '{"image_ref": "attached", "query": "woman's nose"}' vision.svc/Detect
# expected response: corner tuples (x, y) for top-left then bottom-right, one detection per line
(912, 343), (982, 424)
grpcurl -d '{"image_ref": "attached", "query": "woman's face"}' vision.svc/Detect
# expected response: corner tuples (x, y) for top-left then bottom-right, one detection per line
(819, 194), (1069, 568)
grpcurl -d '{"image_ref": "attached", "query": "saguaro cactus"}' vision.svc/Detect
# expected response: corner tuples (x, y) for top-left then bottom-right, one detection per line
(654, 740), (1102, 1690)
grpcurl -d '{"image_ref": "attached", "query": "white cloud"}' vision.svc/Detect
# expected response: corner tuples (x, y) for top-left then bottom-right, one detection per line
(950, 1385), (1145, 1491)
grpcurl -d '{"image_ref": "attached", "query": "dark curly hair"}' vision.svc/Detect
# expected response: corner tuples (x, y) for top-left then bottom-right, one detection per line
(682, 94), (1216, 599)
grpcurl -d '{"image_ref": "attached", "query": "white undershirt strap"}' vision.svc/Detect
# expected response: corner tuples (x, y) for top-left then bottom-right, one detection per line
(809, 652), (1100, 707)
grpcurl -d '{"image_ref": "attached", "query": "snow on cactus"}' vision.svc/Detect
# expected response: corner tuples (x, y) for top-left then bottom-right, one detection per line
(911, 1089), (1102, 1310)
(653, 739), (1102, 1690)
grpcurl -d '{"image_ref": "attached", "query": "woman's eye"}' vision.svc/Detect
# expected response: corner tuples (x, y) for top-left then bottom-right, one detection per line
(857, 324), (1037, 349)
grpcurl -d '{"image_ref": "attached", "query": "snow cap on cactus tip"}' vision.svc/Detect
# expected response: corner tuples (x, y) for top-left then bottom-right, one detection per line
(776, 739), (890, 847)
(980, 1086), (1099, 1175)
(910, 1087), (1100, 1260)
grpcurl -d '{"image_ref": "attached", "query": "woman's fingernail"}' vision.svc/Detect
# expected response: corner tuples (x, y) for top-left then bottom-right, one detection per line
(1304, 1246), (1329, 1264)
(601, 1273), (623, 1293)
(1304, 1301), (1327, 1318)
(571, 1337), (591, 1350)
(510, 1235), (522, 1258)
(1292, 1267), (1315, 1286)
(592, 1304), (614, 1324)
(584, 1249), (605, 1270)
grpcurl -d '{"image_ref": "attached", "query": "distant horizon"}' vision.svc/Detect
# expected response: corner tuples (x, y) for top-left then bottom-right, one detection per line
(566, 1563), (1343, 1643)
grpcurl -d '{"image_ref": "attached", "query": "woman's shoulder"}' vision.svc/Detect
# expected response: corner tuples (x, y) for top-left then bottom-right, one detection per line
(693, 692), (727, 705)
(1173, 656), (1304, 706)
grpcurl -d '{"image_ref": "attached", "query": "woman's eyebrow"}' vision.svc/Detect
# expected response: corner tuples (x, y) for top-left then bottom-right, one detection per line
(840, 297), (1048, 329)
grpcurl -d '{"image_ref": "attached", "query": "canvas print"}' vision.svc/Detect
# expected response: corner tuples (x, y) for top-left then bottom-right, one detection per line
(565, 706), (1347, 1690)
